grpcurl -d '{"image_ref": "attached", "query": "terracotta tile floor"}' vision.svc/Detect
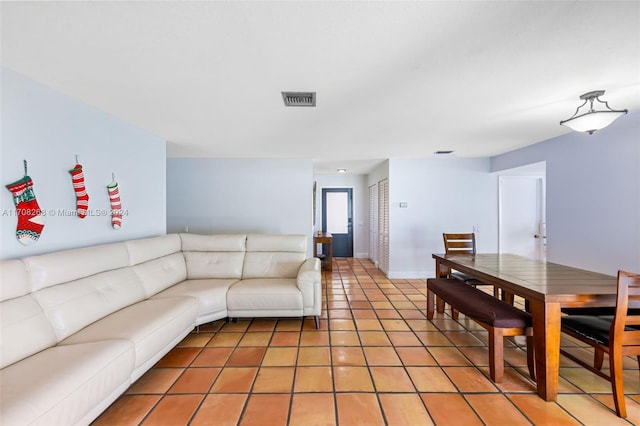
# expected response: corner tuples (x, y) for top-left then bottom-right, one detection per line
(93, 258), (640, 425)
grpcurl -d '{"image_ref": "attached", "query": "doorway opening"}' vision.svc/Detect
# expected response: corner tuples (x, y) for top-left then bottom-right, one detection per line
(498, 162), (546, 261)
(322, 188), (353, 257)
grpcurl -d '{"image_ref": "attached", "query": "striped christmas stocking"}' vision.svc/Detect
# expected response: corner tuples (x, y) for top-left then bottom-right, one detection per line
(69, 163), (89, 218)
(107, 180), (122, 229)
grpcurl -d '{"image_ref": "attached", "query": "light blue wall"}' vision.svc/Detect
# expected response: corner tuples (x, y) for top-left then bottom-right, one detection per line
(491, 111), (640, 275)
(166, 158), (313, 254)
(0, 68), (167, 259)
(388, 157), (499, 278)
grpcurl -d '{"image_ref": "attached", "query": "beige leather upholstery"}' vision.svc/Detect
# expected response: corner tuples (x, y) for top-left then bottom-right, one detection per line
(0, 340), (134, 426)
(0, 232), (320, 425)
(0, 295), (57, 369)
(184, 251), (245, 279)
(181, 233), (247, 251)
(153, 278), (236, 325)
(33, 267), (147, 341)
(24, 242), (129, 291)
(227, 278), (304, 315)
(126, 233), (182, 266)
(0, 259), (31, 300)
(133, 252), (188, 297)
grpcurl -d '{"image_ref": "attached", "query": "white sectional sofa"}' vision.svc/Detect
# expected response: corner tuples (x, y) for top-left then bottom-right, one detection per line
(0, 233), (321, 426)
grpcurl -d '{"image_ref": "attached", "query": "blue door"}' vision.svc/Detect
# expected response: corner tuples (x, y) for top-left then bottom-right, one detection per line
(322, 188), (353, 257)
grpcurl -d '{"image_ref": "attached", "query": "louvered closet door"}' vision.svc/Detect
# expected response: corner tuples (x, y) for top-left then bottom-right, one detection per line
(369, 184), (378, 265)
(377, 179), (389, 274)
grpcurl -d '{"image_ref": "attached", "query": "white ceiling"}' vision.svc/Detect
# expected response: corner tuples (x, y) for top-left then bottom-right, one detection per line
(2, 1), (639, 174)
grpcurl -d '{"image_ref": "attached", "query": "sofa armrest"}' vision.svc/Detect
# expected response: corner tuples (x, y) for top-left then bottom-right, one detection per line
(297, 257), (321, 288)
(296, 258), (321, 315)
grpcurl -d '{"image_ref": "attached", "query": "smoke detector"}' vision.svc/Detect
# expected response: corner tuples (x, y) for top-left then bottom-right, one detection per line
(282, 92), (316, 107)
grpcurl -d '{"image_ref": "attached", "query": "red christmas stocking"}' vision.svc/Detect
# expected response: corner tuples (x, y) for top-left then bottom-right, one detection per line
(5, 176), (46, 245)
(69, 163), (89, 218)
(107, 180), (122, 229)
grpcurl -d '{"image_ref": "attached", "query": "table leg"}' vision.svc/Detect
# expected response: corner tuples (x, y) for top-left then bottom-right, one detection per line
(530, 300), (561, 401)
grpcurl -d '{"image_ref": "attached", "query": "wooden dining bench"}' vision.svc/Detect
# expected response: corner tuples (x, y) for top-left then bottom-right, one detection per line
(427, 278), (535, 383)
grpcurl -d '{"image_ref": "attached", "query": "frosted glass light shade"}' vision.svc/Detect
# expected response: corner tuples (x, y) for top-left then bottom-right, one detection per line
(560, 110), (627, 134)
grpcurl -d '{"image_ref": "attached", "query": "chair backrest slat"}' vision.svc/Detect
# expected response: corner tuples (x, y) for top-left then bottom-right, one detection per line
(443, 233), (476, 255)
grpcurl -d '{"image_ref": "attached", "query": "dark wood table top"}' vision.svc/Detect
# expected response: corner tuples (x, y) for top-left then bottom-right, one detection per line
(433, 253), (618, 306)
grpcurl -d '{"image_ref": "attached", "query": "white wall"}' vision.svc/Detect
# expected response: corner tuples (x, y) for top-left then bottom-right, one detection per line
(313, 174), (369, 258)
(387, 157), (499, 278)
(0, 68), (167, 259)
(166, 158), (313, 254)
(491, 111), (640, 275)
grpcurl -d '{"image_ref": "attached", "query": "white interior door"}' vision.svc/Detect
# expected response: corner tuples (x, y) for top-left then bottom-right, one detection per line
(499, 176), (546, 260)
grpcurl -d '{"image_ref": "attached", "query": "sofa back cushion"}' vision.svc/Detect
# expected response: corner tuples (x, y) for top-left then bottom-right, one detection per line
(33, 267), (146, 342)
(242, 234), (307, 279)
(133, 253), (187, 297)
(1, 259), (31, 301)
(0, 260), (57, 369)
(23, 242), (130, 291)
(126, 234), (182, 266)
(181, 233), (247, 279)
(126, 234), (187, 297)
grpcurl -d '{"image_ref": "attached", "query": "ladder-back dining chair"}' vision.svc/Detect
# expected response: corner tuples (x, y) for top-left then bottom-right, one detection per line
(439, 233), (501, 318)
(442, 233), (499, 295)
(560, 270), (640, 418)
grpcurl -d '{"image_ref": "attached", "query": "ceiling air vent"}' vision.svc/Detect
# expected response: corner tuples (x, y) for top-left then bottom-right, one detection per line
(282, 92), (316, 107)
(433, 150), (455, 156)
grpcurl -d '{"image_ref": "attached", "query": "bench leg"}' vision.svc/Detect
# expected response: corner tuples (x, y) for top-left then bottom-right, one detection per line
(489, 328), (504, 383)
(427, 290), (435, 320)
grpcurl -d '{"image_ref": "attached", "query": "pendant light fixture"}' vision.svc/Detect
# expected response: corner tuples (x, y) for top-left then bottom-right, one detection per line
(560, 90), (627, 134)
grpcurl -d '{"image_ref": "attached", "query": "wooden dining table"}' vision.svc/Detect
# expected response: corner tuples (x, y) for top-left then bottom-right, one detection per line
(432, 252), (618, 402)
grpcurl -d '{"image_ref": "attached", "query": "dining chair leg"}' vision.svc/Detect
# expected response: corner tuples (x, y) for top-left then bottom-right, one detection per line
(526, 335), (536, 381)
(610, 345), (627, 418)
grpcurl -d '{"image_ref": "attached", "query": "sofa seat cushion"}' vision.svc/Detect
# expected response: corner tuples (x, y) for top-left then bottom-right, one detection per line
(152, 279), (238, 325)
(227, 278), (303, 314)
(61, 296), (197, 372)
(0, 340), (134, 426)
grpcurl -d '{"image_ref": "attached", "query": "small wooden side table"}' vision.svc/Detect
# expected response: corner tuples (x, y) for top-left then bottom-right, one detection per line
(313, 232), (333, 271)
